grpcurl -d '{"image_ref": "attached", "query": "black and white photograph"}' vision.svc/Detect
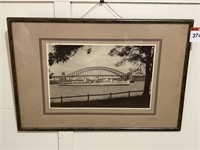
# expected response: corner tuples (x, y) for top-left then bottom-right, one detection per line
(48, 44), (155, 108)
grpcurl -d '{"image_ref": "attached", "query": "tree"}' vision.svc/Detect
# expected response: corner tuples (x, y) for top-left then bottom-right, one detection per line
(48, 45), (92, 79)
(48, 45), (83, 66)
(108, 46), (154, 95)
(48, 45), (93, 67)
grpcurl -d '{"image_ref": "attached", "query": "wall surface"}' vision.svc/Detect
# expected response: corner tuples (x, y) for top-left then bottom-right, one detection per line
(0, 0), (199, 150)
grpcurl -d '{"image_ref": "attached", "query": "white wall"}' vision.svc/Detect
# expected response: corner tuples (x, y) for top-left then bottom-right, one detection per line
(0, 1), (199, 150)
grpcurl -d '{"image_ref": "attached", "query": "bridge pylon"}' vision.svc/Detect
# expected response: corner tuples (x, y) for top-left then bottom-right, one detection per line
(60, 72), (66, 82)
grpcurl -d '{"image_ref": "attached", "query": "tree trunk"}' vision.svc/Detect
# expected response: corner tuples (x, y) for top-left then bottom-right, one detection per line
(143, 47), (153, 95)
(143, 67), (152, 95)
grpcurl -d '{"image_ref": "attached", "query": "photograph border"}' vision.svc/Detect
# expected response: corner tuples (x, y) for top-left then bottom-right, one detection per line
(39, 38), (161, 115)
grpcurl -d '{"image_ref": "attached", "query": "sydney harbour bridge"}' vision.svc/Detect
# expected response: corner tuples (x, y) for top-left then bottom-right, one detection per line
(50, 66), (145, 84)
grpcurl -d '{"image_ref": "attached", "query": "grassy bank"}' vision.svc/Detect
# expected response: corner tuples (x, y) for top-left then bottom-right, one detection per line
(51, 95), (150, 108)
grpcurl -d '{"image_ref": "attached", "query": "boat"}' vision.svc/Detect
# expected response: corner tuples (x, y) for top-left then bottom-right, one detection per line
(58, 80), (130, 86)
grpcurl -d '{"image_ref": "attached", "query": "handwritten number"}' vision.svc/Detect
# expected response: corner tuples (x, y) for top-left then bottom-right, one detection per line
(192, 33), (200, 38)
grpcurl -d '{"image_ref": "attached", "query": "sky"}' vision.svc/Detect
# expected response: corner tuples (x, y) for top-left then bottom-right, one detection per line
(48, 44), (144, 76)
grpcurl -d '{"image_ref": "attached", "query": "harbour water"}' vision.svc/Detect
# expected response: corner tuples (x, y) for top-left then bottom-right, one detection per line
(50, 81), (145, 103)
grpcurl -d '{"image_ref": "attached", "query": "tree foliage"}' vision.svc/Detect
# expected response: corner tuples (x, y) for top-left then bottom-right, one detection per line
(109, 45), (155, 95)
(108, 46), (154, 68)
(48, 45), (84, 66)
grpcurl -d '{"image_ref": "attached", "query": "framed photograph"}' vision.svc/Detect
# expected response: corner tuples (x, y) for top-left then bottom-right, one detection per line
(7, 18), (193, 131)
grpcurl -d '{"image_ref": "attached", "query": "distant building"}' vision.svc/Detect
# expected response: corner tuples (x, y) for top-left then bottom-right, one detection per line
(127, 71), (133, 81)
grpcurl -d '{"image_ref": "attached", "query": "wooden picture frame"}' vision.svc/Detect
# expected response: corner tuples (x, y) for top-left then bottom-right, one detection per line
(7, 18), (193, 131)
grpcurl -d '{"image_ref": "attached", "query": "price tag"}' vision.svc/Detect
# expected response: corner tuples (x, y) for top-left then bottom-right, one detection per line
(189, 27), (200, 42)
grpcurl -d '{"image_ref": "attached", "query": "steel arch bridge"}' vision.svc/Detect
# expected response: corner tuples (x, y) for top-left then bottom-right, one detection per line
(66, 66), (127, 78)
